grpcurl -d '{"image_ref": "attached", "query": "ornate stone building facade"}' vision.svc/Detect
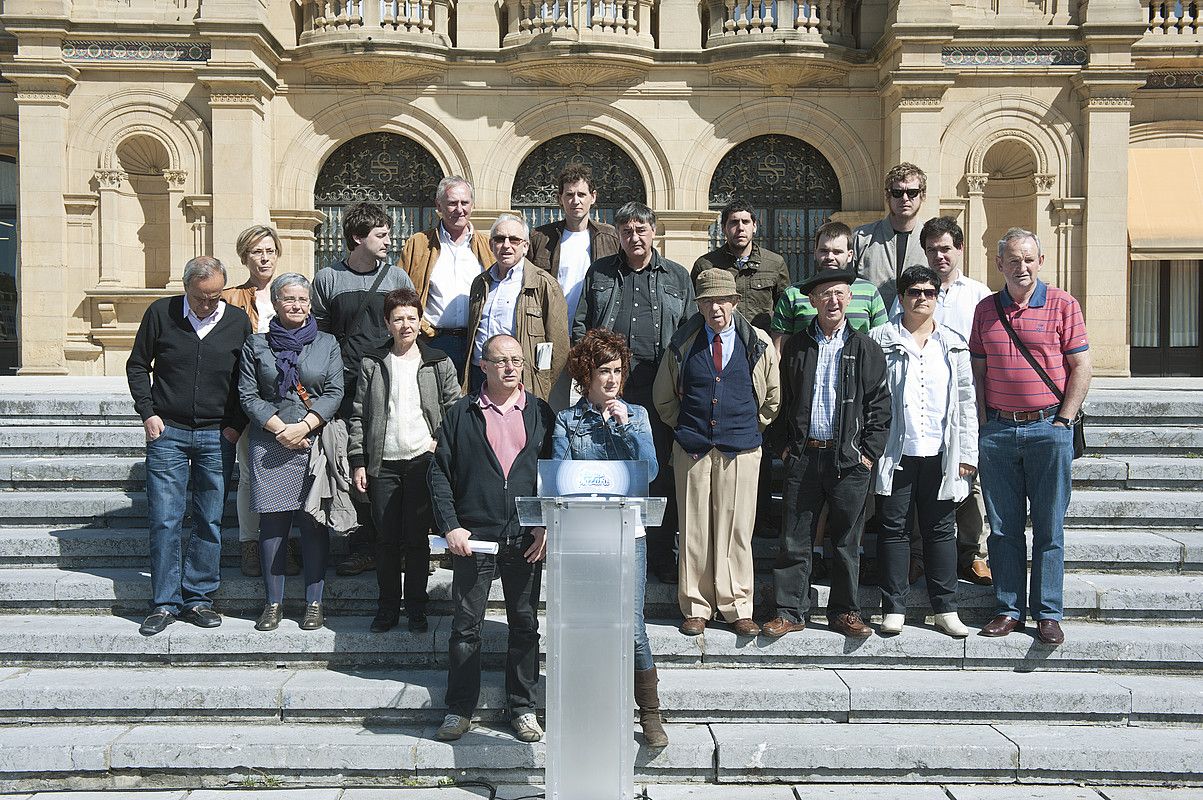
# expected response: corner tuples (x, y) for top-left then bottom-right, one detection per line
(0, 0), (1199, 376)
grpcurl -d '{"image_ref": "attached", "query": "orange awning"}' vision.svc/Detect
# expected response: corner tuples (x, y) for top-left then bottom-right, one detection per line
(1129, 147), (1203, 260)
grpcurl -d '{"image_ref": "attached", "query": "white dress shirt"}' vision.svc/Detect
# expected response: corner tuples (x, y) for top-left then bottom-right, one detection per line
(182, 296), (226, 340)
(472, 260), (526, 365)
(899, 325), (951, 458)
(425, 223), (483, 329)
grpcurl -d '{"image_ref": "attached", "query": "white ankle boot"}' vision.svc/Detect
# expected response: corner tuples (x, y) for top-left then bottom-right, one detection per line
(934, 611), (969, 638)
(879, 613), (905, 634)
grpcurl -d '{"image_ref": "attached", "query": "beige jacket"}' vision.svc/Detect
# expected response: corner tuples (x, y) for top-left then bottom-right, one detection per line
(397, 225), (495, 337)
(465, 259), (569, 401)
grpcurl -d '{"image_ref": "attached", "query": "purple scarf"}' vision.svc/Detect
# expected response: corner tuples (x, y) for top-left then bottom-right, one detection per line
(267, 315), (318, 400)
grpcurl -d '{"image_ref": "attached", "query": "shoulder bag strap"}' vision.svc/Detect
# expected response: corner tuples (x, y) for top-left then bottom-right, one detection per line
(993, 293), (1063, 404)
(349, 260), (391, 331)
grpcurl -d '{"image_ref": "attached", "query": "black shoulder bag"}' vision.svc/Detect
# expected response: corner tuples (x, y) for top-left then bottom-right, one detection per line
(993, 294), (1086, 458)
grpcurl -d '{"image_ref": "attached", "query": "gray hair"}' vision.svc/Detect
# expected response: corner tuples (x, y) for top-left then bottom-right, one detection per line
(615, 201), (656, 229)
(182, 256), (227, 288)
(997, 227), (1042, 258)
(270, 272), (311, 303)
(489, 213), (530, 242)
(436, 175), (474, 205)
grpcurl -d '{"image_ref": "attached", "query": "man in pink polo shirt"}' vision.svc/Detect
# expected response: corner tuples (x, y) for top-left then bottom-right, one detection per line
(969, 227), (1091, 646)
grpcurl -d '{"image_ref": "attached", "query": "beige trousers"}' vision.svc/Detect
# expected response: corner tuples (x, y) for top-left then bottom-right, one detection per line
(673, 443), (762, 622)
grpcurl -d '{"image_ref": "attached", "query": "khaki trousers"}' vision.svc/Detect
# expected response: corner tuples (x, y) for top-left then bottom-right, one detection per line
(673, 443), (762, 622)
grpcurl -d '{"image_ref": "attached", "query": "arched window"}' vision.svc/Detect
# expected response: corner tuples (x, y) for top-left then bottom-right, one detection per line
(511, 133), (647, 229)
(313, 133), (444, 271)
(708, 134), (841, 282)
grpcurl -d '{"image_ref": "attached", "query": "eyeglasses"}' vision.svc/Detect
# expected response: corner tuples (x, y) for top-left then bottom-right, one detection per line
(905, 288), (939, 299)
(888, 188), (922, 200)
(487, 356), (525, 368)
(491, 235), (526, 246)
(248, 248), (277, 258)
(278, 297), (311, 307)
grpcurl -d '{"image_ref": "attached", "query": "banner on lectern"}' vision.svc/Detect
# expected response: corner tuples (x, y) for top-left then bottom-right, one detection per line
(537, 459), (649, 498)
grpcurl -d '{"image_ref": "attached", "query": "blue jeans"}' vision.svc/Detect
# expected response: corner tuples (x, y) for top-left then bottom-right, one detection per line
(145, 425), (235, 613)
(634, 535), (653, 671)
(978, 413), (1074, 622)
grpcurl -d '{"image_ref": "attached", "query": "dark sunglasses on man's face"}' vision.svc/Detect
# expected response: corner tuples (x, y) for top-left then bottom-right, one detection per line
(888, 188), (922, 199)
(492, 235), (525, 245)
(905, 287), (939, 299)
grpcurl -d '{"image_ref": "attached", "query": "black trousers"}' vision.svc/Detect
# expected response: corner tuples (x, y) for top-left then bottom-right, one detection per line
(876, 454), (958, 615)
(445, 533), (542, 718)
(624, 377), (679, 573)
(773, 447), (870, 621)
(367, 453), (434, 611)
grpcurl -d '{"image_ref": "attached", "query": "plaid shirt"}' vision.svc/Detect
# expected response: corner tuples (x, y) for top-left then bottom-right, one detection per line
(808, 320), (849, 440)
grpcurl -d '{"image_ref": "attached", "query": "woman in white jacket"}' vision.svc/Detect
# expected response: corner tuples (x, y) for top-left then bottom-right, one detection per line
(870, 265), (978, 637)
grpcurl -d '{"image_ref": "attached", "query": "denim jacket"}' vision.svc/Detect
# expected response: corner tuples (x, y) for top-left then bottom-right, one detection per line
(551, 398), (659, 482)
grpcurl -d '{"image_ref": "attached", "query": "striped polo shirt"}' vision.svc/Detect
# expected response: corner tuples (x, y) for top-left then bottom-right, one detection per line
(969, 281), (1089, 412)
(770, 277), (887, 335)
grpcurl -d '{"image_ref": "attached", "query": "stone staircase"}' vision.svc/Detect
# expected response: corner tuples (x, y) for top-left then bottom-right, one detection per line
(0, 377), (1201, 793)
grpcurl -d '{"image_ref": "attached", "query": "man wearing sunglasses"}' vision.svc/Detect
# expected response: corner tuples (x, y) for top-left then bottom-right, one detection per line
(464, 214), (568, 401)
(852, 162), (930, 308)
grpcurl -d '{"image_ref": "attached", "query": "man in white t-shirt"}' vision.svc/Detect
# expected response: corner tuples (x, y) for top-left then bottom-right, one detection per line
(528, 165), (621, 409)
(889, 216), (994, 586)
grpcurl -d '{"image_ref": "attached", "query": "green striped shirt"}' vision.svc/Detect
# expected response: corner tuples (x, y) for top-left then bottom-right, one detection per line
(770, 277), (888, 335)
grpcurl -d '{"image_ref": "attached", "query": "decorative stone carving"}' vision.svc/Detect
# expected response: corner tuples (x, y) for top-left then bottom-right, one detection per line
(62, 41), (211, 63)
(1085, 96), (1135, 109)
(94, 170), (127, 190)
(308, 60), (444, 86)
(710, 61), (845, 93)
(942, 46), (1088, 67)
(510, 60), (647, 89)
(162, 170), (188, 188)
(966, 173), (989, 193)
(1032, 173), (1056, 193)
(1145, 72), (1203, 90)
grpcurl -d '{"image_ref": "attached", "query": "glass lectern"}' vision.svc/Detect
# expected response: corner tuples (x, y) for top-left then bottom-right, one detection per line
(517, 459), (665, 800)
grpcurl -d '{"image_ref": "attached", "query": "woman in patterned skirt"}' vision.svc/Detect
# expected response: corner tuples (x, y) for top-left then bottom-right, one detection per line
(239, 273), (344, 631)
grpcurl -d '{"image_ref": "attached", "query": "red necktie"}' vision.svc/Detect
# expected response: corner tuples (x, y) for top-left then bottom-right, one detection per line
(712, 332), (723, 373)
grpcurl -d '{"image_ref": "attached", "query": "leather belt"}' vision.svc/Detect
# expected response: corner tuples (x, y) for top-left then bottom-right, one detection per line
(805, 438), (835, 449)
(434, 327), (468, 337)
(990, 406), (1059, 422)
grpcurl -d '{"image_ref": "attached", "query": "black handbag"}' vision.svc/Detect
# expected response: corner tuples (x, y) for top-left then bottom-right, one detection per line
(993, 294), (1086, 458)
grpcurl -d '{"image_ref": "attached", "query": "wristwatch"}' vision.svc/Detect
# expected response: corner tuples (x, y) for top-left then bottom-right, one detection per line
(1053, 415), (1072, 426)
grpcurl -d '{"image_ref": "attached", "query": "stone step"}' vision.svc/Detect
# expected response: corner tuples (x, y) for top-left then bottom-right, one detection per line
(1, 525), (1197, 573)
(6, 565), (1203, 621)
(0, 492), (242, 526)
(1065, 490), (1203, 527)
(0, 426), (147, 456)
(1083, 387), (1203, 422)
(1083, 426), (1203, 455)
(0, 665), (1197, 727)
(3, 451), (1199, 492)
(0, 614), (1198, 673)
(2, 719), (1202, 791)
(0, 392), (139, 426)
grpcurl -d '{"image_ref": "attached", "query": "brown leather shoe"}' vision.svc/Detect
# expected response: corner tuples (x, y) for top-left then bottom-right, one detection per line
(1036, 619), (1065, 646)
(979, 614), (1025, 637)
(828, 612), (872, 638)
(960, 558), (993, 586)
(761, 616), (806, 638)
(731, 618), (760, 636)
(680, 617), (707, 636)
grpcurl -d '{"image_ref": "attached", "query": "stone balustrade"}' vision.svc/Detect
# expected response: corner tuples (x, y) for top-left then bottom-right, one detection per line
(502, 0), (655, 46)
(301, 0), (452, 46)
(1143, 0), (1201, 35)
(706, 0), (854, 46)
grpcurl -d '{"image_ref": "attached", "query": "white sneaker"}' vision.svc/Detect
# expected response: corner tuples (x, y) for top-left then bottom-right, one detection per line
(511, 712), (544, 742)
(934, 611), (970, 638)
(434, 713), (472, 741)
(879, 613), (905, 634)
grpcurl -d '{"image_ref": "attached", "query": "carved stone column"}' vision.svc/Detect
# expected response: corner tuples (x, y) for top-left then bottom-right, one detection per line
(965, 173), (989, 281)
(163, 170), (188, 289)
(1031, 173), (1059, 288)
(94, 169), (126, 287)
